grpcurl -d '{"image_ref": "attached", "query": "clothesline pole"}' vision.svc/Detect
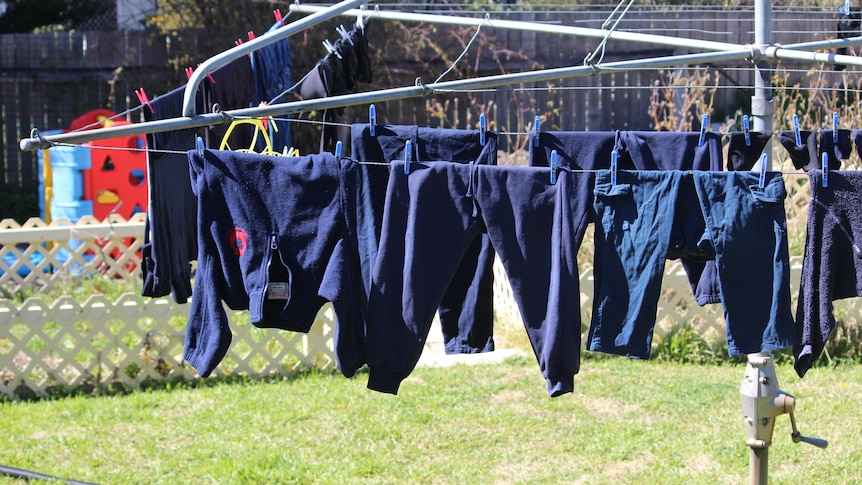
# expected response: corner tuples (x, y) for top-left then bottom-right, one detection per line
(752, 0), (774, 169)
(19, 35), (862, 153)
(181, 0), (369, 117)
(750, 3), (773, 482)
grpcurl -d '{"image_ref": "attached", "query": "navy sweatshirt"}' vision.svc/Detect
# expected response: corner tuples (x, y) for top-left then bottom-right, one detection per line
(184, 149), (366, 378)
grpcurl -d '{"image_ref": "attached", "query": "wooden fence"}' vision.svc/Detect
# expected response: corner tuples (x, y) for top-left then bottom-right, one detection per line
(0, 7), (852, 188)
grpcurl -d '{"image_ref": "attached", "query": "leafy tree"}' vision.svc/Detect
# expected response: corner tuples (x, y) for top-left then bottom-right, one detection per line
(148, 0), (273, 58)
(0, 0), (111, 33)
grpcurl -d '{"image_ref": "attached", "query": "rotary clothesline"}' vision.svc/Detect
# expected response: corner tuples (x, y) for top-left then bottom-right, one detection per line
(18, 0), (862, 151)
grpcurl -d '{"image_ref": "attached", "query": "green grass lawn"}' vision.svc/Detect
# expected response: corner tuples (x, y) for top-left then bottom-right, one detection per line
(0, 355), (859, 485)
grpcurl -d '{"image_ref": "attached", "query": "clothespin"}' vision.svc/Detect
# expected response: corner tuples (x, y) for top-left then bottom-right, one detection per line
(822, 152), (829, 188)
(200, 64), (216, 84)
(274, 9), (285, 26)
(759, 153), (768, 189)
(135, 87), (154, 114)
(743, 115), (751, 146)
(479, 114), (487, 147)
(403, 140), (413, 175)
(550, 150), (558, 184)
(369, 104), (377, 136)
(793, 114), (802, 147)
(197, 136), (205, 158)
(611, 149), (618, 186)
(840, 0), (851, 15)
(357, 4), (367, 31)
(243, 32), (257, 58)
(833, 112), (840, 144)
(335, 140), (343, 158)
(533, 115), (541, 148)
(186, 66), (216, 84)
(336, 25), (354, 45)
(323, 39), (342, 59)
(698, 114), (709, 147)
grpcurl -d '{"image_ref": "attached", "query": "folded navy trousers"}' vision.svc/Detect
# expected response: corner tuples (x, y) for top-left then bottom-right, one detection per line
(367, 161), (591, 397)
(351, 124), (497, 355)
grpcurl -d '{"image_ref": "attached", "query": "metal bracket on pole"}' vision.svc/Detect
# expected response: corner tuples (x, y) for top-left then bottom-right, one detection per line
(741, 353), (828, 485)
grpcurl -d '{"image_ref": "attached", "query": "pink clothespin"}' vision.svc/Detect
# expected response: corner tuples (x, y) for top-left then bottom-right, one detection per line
(247, 31), (256, 41)
(134, 87), (154, 114)
(236, 38), (252, 58)
(274, 9), (285, 26)
(185, 66), (216, 88)
(259, 102), (270, 131)
(198, 64), (216, 84)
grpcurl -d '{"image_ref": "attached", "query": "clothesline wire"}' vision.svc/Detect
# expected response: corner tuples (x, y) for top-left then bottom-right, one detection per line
(583, 0), (637, 66)
(434, 14), (492, 84)
(39, 138), (842, 175)
(44, 120), (862, 172)
(39, 139), (855, 176)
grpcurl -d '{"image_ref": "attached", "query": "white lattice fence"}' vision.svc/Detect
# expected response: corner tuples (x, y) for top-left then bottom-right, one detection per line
(0, 292), (336, 400)
(0, 215), (147, 294)
(0, 215), (336, 400)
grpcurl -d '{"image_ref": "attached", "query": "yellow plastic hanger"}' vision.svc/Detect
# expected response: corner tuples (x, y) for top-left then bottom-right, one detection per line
(218, 117), (280, 155)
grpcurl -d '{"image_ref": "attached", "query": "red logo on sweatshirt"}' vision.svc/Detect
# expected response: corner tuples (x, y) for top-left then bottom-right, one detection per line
(227, 227), (249, 256)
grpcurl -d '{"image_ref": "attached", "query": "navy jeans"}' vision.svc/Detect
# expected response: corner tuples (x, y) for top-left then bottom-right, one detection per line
(531, 130), (724, 306)
(366, 161), (589, 397)
(589, 170), (794, 358)
(351, 124), (497, 355)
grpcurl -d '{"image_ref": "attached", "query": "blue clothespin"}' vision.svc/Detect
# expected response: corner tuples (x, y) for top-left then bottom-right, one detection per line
(611, 149), (618, 186)
(833, 112), (840, 144)
(793, 114), (802, 147)
(550, 150), (558, 184)
(822, 152), (829, 188)
(698, 114), (709, 147)
(840, 0), (851, 15)
(335, 140), (343, 158)
(479, 113), (487, 147)
(196, 136), (205, 157)
(759, 153), (768, 189)
(369, 104), (377, 136)
(533, 115), (541, 148)
(743, 115), (751, 147)
(403, 139), (413, 175)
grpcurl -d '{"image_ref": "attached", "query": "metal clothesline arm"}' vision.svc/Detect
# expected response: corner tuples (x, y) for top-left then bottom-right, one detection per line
(181, 0), (369, 117)
(289, 3), (745, 54)
(19, 36), (862, 152)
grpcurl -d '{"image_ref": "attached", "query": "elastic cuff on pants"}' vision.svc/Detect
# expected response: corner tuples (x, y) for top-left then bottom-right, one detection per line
(367, 371), (402, 395)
